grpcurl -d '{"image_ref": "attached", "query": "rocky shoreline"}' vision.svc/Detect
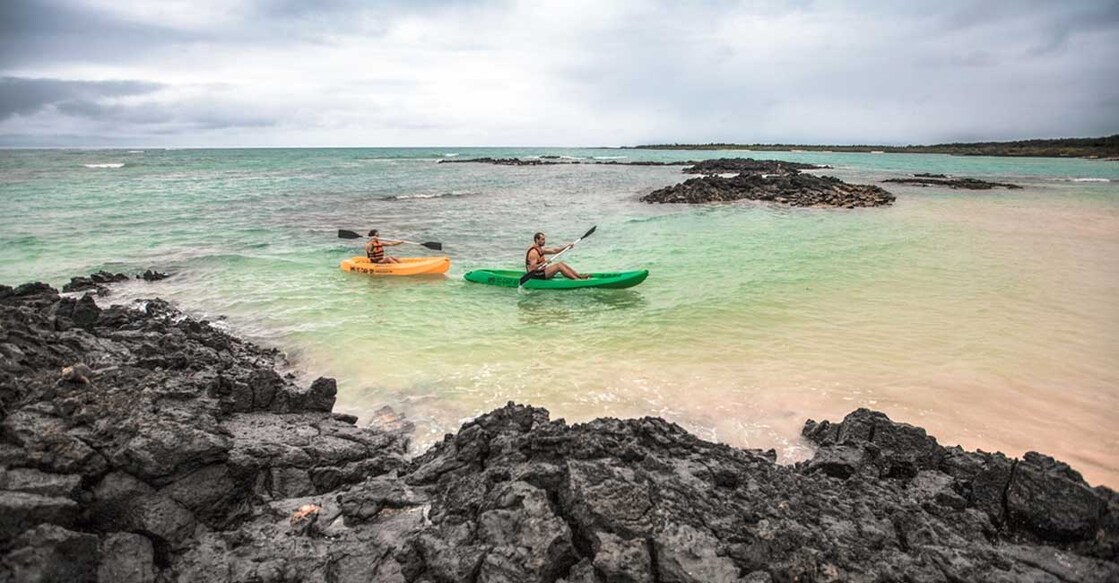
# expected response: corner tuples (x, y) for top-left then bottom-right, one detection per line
(2, 279), (1116, 581)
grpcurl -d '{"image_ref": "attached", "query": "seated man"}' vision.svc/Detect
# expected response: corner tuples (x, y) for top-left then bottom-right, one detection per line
(365, 229), (402, 264)
(525, 231), (589, 280)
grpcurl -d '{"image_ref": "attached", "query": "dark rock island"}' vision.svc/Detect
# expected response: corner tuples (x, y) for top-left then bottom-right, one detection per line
(642, 157), (891, 208)
(2, 279), (1116, 581)
(683, 158), (829, 175)
(643, 173), (896, 208)
(438, 157), (564, 166)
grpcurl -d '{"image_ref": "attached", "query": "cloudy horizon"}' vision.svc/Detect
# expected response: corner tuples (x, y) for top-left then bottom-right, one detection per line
(1, 0), (1117, 148)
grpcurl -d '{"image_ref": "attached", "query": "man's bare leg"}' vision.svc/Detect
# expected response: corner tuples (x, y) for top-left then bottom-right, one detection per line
(545, 262), (589, 280)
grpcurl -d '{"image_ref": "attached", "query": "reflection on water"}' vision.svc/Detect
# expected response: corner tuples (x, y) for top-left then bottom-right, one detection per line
(516, 289), (648, 324)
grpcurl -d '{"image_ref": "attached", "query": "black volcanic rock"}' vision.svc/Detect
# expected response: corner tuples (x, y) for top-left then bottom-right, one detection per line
(643, 172), (895, 207)
(0, 277), (1115, 581)
(883, 176), (1022, 189)
(438, 157), (561, 166)
(62, 271), (130, 294)
(139, 270), (170, 282)
(684, 157), (829, 175)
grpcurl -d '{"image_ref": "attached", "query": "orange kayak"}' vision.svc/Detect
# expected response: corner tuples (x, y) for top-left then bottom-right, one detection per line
(340, 256), (450, 276)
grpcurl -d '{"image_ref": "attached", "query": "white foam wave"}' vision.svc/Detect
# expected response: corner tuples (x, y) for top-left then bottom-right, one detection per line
(593, 156), (628, 160)
(387, 191), (477, 201)
(126, 150), (144, 154)
(442, 153), (459, 157)
(84, 163), (125, 169)
(559, 155), (580, 160)
(1069, 177), (1110, 182)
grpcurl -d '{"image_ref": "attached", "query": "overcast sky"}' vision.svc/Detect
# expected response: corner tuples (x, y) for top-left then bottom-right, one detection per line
(1, 0), (1117, 147)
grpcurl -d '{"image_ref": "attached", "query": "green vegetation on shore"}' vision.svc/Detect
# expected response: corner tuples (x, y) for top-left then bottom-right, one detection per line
(629, 135), (1119, 159)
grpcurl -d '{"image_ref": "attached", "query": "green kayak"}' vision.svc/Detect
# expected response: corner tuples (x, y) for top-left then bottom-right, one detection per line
(463, 269), (649, 290)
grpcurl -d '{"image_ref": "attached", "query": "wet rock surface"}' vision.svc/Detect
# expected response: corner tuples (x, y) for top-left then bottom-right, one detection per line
(439, 157), (564, 166)
(62, 271), (131, 294)
(62, 270), (172, 295)
(883, 175), (1023, 189)
(683, 158), (829, 175)
(2, 278), (1116, 581)
(643, 173), (896, 207)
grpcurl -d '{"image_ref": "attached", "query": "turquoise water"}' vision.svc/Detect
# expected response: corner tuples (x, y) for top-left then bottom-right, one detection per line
(2, 148), (1117, 486)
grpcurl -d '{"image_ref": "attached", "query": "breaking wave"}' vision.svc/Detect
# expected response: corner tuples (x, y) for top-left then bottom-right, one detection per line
(385, 191), (479, 201)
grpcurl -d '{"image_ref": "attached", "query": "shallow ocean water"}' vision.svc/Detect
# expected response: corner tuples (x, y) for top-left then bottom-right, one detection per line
(2, 147), (1117, 486)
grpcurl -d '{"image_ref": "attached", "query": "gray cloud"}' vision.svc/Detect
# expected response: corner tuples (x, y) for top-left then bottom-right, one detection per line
(52, 97), (275, 130)
(0, 0), (1116, 146)
(0, 76), (276, 144)
(0, 0), (479, 68)
(0, 0), (207, 68)
(0, 77), (162, 119)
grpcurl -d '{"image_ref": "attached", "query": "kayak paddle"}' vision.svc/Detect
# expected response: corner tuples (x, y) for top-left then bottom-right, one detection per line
(519, 225), (597, 286)
(337, 229), (444, 251)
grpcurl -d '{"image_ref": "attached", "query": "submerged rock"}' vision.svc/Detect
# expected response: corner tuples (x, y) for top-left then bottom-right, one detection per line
(0, 277), (1115, 581)
(883, 175), (1023, 189)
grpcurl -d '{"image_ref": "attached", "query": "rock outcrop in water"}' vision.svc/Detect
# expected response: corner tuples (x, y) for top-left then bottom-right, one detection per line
(642, 173), (896, 207)
(683, 158), (830, 175)
(438, 157), (561, 166)
(2, 279), (1116, 581)
(61, 270), (171, 295)
(883, 175), (1023, 190)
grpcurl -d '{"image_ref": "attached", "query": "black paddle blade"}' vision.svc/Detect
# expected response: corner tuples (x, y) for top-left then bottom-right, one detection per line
(421, 242), (443, 251)
(518, 271), (536, 286)
(338, 229), (362, 239)
(582, 225), (597, 239)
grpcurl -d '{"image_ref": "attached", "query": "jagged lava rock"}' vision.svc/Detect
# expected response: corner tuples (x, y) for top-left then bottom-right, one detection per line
(643, 173), (895, 208)
(684, 157), (829, 175)
(0, 278), (1115, 581)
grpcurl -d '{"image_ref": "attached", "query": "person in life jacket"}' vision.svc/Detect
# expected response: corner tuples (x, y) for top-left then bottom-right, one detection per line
(365, 230), (403, 264)
(524, 232), (589, 280)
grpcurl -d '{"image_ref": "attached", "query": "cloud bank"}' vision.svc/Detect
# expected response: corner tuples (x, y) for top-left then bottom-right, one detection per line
(1, 0), (1117, 147)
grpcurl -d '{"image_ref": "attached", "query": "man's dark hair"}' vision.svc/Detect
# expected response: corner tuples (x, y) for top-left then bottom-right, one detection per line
(368, 229), (379, 237)
(534, 232), (545, 242)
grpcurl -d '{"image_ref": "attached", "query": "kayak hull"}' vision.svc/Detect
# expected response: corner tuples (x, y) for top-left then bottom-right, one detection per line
(341, 256), (450, 276)
(463, 269), (648, 290)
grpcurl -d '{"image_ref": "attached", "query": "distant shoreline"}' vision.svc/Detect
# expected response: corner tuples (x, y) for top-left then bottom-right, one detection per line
(627, 135), (1119, 159)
